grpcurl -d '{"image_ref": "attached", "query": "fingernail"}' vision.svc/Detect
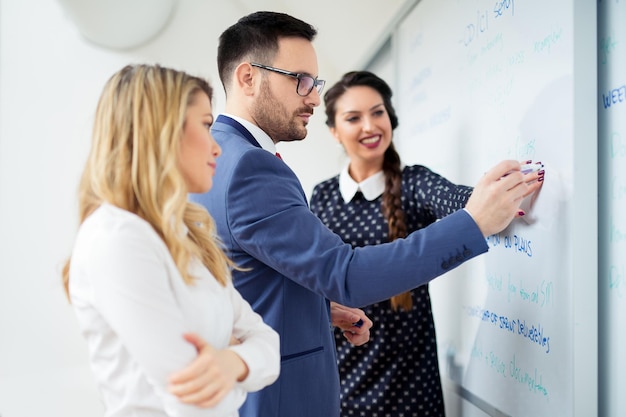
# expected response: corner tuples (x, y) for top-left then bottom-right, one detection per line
(518, 210), (526, 216)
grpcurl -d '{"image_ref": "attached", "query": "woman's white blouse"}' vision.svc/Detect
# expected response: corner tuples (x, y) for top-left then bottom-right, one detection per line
(69, 204), (280, 417)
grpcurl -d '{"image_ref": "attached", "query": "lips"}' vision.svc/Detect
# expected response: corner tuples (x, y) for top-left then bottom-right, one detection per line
(360, 135), (381, 147)
(297, 107), (313, 119)
(299, 110), (313, 120)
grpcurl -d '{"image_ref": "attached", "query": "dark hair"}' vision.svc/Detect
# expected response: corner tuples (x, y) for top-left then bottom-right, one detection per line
(217, 11), (317, 92)
(324, 71), (411, 311)
(324, 71), (398, 129)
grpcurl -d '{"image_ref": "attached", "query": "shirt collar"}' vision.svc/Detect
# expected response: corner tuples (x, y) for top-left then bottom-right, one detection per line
(339, 164), (385, 203)
(222, 113), (277, 155)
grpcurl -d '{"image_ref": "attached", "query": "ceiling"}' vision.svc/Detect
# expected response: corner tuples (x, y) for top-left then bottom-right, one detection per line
(56, 0), (410, 77)
(235, 0), (409, 73)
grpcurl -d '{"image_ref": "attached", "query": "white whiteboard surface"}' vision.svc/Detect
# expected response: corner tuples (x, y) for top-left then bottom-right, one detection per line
(387, 0), (597, 415)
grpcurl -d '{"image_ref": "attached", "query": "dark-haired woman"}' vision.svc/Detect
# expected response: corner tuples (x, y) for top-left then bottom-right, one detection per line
(311, 71), (475, 416)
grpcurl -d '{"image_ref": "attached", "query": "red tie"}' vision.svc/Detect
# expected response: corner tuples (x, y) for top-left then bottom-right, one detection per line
(275, 152), (283, 160)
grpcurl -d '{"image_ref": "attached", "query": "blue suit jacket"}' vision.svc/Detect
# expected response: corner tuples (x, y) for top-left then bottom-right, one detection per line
(190, 115), (489, 417)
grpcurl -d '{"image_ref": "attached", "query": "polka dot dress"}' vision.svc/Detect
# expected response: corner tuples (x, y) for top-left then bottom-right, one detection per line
(310, 165), (473, 417)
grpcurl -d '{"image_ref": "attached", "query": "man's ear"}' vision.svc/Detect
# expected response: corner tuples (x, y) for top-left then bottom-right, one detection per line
(233, 62), (257, 96)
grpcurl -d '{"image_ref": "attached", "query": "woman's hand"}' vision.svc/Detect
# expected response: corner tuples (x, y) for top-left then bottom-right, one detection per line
(168, 333), (249, 408)
(466, 160), (544, 236)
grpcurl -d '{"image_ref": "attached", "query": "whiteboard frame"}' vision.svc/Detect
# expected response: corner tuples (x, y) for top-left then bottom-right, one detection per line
(571, 1), (598, 416)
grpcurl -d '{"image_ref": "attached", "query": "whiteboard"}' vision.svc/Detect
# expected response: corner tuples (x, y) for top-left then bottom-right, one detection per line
(386, 0), (597, 416)
(598, 1), (626, 416)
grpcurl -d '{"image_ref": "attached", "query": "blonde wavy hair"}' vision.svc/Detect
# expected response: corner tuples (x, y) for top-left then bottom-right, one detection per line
(62, 64), (234, 298)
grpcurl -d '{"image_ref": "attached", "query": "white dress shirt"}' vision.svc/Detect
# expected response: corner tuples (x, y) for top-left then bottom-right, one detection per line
(222, 113), (277, 155)
(69, 203), (280, 417)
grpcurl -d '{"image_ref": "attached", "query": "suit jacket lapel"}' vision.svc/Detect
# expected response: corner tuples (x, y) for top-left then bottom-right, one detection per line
(215, 114), (261, 148)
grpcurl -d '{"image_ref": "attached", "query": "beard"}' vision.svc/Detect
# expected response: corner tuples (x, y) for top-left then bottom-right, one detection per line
(252, 80), (313, 143)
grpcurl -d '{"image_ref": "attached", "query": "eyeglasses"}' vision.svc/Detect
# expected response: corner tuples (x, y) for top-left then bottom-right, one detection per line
(250, 62), (325, 97)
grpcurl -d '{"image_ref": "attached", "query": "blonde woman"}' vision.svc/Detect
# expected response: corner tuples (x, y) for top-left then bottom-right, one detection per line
(63, 64), (279, 417)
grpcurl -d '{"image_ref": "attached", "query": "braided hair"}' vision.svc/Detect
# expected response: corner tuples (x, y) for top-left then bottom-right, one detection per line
(324, 71), (412, 311)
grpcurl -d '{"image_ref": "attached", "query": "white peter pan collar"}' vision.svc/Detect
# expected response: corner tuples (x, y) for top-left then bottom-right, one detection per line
(338, 165), (385, 203)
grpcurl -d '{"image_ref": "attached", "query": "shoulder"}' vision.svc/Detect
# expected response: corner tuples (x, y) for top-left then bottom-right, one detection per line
(402, 164), (435, 178)
(217, 151), (309, 222)
(402, 164), (456, 184)
(78, 204), (153, 238)
(313, 175), (339, 193)
(311, 175), (340, 202)
(72, 204), (163, 264)
(213, 131), (259, 161)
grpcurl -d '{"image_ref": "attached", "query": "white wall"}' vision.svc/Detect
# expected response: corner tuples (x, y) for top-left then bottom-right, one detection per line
(0, 0), (391, 415)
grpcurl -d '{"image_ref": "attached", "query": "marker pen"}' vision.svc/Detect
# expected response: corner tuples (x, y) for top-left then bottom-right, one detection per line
(520, 162), (544, 174)
(502, 162), (544, 178)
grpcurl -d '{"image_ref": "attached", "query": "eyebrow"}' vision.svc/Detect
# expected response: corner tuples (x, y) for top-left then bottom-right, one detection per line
(289, 67), (317, 77)
(341, 103), (385, 115)
(271, 65), (317, 78)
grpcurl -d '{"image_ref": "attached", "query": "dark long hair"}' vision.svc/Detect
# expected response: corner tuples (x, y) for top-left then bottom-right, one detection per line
(324, 71), (412, 311)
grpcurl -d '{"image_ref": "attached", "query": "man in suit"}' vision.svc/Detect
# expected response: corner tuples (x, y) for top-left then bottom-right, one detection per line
(190, 11), (542, 417)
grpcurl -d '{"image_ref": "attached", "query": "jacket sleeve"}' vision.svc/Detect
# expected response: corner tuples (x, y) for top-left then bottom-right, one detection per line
(224, 150), (488, 307)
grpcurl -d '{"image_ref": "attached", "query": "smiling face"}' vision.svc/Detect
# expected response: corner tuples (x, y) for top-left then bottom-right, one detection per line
(251, 37), (321, 143)
(179, 92), (221, 194)
(330, 85), (393, 178)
